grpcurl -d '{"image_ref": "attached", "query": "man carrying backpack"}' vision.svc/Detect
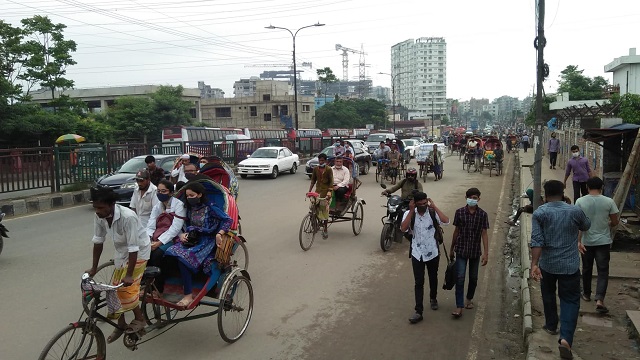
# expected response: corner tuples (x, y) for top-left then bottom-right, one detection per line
(401, 191), (450, 324)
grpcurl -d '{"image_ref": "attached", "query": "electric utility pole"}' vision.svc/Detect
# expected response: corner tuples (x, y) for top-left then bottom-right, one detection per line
(533, 0), (545, 210)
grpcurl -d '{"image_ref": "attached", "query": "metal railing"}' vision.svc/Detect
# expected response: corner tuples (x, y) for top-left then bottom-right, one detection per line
(0, 137), (337, 194)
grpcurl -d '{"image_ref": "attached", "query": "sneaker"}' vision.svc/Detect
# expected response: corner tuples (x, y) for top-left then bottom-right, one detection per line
(581, 293), (591, 302)
(409, 312), (423, 324)
(430, 299), (439, 310)
(322, 230), (328, 239)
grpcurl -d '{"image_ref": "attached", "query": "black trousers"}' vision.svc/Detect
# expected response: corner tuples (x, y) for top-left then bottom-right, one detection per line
(572, 181), (588, 203)
(334, 186), (348, 201)
(411, 254), (440, 314)
(549, 152), (558, 167)
(149, 249), (179, 293)
(581, 244), (611, 301)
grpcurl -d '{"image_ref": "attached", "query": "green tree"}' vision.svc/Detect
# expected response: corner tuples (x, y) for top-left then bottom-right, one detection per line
(557, 65), (609, 101)
(524, 95), (555, 126)
(610, 93), (640, 124)
(0, 20), (26, 106)
(480, 111), (494, 122)
(19, 15), (77, 101)
(150, 85), (193, 128)
(316, 67), (338, 104)
(315, 98), (387, 129)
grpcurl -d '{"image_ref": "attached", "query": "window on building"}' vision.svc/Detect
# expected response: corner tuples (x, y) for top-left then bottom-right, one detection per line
(281, 105), (288, 115)
(302, 104), (310, 112)
(189, 108), (197, 118)
(263, 94), (271, 101)
(250, 106), (257, 117)
(264, 113), (272, 121)
(272, 105), (279, 116)
(215, 107), (231, 118)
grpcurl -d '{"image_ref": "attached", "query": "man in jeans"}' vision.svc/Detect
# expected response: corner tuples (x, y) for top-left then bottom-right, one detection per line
(449, 187), (489, 318)
(401, 191), (449, 324)
(531, 180), (591, 359)
(564, 145), (592, 203)
(575, 176), (619, 313)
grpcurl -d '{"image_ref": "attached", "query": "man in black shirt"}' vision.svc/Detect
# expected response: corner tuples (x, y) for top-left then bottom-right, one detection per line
(145, 156), (166, 186)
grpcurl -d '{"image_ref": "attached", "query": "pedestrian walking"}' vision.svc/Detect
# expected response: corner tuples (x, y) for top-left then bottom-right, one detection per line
(548, 133), (560, 169)
(530, 180), (591, 360)
(563, 145), (592, 203)
(401, 191), (449, 324)
(575, 176), (619, 314)
(449, 188), (489, 318)
(521, 134), (530, 152)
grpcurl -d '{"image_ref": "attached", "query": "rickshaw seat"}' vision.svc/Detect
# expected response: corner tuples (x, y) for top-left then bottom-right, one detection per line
(143, 266), (161, 279)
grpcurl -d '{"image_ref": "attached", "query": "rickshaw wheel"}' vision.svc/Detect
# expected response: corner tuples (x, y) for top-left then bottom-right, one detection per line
(142, 300), (178, 328)
(351, 203), (364, 235)
(299, 214), (316, 251)
(218, 275), (254, 343)
(380, 223), (394, 252)
(38, 322), (106, 360)
(231, 240), (249, 270)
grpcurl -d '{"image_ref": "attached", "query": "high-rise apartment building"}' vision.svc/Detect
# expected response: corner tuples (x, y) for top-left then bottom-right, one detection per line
(391, 37), (446, 119)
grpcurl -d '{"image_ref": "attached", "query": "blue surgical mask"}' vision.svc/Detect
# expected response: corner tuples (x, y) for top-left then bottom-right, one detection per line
(467, 198), (478, 207)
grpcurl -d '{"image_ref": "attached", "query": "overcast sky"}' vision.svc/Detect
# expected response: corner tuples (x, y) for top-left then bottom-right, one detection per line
(2, 0), (639, 101)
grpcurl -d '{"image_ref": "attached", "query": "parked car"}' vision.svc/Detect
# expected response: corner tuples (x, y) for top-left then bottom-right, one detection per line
(365, 133), (396, 154)
(237, 147), (299, 179)
(305, 146), (372, 177)
(344, 139), (368, 152)
(93, 154), (175, 206)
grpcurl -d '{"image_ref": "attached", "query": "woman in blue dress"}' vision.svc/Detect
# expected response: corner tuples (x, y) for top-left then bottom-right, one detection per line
(165, 181), (232, 307)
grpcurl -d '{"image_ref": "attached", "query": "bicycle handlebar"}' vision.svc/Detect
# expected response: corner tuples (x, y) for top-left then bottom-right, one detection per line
(82, 273), (124, 290)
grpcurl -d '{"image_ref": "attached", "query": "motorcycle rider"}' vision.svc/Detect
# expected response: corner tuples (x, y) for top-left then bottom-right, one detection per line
(381, 168), (423, 200)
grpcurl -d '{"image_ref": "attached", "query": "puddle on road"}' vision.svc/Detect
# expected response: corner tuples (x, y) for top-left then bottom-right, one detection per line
(581, 313), (613, 327)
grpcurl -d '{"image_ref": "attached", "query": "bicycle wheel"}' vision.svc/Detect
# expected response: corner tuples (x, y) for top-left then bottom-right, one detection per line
(230, 240), (249, 270)
(299, 213), (316, 251)
(142, 295), (178, 327)
(467, 157), (472, 173)
(489, 160), (493, 177)
(351, 203), (364, 235)
(218, 275), (254, 343)
(94, 260), (115, 285)
(375, 165), (381, 183)
(38, 322), (106, 360)
(380, 223), (394, 252)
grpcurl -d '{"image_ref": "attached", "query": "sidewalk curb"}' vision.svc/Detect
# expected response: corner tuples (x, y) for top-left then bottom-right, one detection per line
(518, 151), (535, 344)
(0, 189), (91, 217)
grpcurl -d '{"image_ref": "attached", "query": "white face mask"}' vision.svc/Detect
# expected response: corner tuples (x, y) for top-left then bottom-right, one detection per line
(572, 152), (580, 158)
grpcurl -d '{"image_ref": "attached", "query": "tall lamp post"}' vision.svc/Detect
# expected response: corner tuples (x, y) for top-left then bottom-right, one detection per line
(265, 23), (325, 130)
(379, 71), (410, 133)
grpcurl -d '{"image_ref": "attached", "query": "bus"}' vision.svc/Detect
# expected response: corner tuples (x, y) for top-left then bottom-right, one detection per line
(244, 128), (290, 147)
(352, 128), (370, 139)
(296, 129), (323, 156)
(161, 126), (243, 157)
(323, 128), (350, 138)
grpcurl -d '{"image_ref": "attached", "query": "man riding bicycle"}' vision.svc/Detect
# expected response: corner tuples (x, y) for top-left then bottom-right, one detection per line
(308, 153), (333, 239)
(373, 141), (391, 162)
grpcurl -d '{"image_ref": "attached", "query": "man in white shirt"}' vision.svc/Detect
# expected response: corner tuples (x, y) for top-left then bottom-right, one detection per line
(331, 156), (351, 207)
(87, 186), (151, 342)
(130, 170), (159, 229)
(171, 154), (191, 183)
(401, 191), (450, 324)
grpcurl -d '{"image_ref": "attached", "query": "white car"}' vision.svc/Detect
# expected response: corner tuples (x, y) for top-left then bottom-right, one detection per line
(401, 139), (421, 159)
(237, 147), (299, 179)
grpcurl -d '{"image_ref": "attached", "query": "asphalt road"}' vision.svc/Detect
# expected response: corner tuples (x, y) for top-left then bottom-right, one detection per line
(0, 153), (517, 360)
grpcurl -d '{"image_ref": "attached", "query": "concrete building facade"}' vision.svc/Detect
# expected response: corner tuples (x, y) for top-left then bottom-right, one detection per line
(201, 82), (315, 129)
(605, 48), (640, 95)
(391, 37), (447, 118)
(198, 81), (225, 99)
(233, 77), (290, 98)
(28, 85), (202, 121)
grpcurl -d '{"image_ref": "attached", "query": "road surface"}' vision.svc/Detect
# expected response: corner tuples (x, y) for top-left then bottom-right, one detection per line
(0, 153), (521, 359)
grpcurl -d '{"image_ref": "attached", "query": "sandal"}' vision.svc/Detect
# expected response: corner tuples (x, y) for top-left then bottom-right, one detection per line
(451, 309), (463, 318)
(465, 300), (474, 309)
(176, 296), (193, 308)
(107, 328), (124, 343)
(125, 319), (146, 335)
(596, 304), (609, 314)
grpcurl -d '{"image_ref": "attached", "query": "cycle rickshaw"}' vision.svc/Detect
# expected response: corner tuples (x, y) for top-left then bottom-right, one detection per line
(415, 143), (443, 182)
(39, 180), (253, 359)
(300, 157), (365, 251)
(506, 135), (518, 153)
(483, 137), (503, 177)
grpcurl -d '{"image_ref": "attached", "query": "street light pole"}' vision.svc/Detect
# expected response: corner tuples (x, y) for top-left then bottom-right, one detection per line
(379, 71), (409, 133)
(265, 23), (325, 130)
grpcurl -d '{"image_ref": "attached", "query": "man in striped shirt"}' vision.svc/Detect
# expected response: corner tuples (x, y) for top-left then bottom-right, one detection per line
(531, 180), (591, 359)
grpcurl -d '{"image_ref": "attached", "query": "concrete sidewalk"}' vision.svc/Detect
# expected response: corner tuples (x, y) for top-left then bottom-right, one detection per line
(517, 149), (640, 360)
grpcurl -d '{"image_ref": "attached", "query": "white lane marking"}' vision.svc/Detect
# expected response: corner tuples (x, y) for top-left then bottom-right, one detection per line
(466, 154), (511, 360)
(2, 204), (92, 222)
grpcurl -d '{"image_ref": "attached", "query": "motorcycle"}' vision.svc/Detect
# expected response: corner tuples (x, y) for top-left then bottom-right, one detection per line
(0, 213), (9, 256)
(379, 184), (407, 252)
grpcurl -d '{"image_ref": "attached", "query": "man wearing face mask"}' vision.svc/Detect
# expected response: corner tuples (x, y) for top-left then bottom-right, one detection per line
(401, 191), (450, 324)
(130, 170), (159, 229)
(183, 163), (199, 181)
(450, 187), (490, 318)
(564, 145), (592, 203)
(309, 153), (333, 238)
